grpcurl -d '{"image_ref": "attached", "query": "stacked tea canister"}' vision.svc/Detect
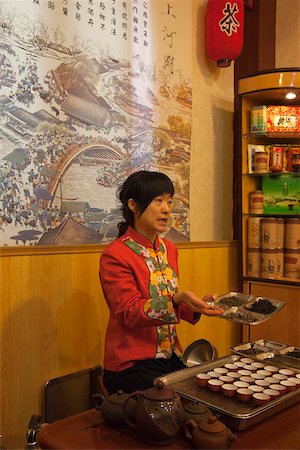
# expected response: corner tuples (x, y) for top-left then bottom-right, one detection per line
(284, 219), (300, 278)
(247, 217), (300, 279)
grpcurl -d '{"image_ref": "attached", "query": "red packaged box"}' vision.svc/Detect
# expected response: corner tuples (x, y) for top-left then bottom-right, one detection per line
(251, 105), (300, 133)
(287, 147), (300, 171)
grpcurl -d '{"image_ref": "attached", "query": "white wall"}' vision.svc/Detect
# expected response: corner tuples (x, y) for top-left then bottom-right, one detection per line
(191, 0), (234, 241)
(276, 0), (300, 67)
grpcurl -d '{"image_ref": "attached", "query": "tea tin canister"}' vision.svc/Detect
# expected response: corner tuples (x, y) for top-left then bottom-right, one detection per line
(261, 249), (279, 279)
(285, 218), (300, 249)
(247, 217), (261, 248)
(254, 150), (269, 174)
(247, 248), (261, 277)
(284, 249), (300, 279)
(261, 218), (278, 249)
(277, 218), (285, 250)
(270, 147), (284, 172)
(249, 191), (264, 214)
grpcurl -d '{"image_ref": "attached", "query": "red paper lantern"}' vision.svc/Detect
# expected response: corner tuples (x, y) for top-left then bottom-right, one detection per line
(205, 0), (244, 67)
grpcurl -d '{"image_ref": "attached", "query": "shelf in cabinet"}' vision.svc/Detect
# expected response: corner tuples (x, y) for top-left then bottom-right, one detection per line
(242, 172), (300, 177)
(243, 275), (300, 286)
(243, 132), (300, 140)
(243, 213), (300, 218)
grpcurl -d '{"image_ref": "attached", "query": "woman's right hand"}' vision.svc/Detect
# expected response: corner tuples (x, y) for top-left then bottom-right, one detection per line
(173, 290), (224, 316)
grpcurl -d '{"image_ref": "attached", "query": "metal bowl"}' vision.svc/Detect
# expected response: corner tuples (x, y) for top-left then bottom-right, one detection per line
(183, 339), (217, 367)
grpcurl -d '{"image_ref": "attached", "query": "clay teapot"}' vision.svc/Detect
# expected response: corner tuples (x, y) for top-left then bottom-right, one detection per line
(185, 415), (237, 449)
(93, 390), (136, 428)
(181, 400), (211, 424)
(122, 380), (183, 445)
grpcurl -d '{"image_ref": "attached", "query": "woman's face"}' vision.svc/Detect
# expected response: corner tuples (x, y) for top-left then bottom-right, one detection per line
(130, 193), (173, 242)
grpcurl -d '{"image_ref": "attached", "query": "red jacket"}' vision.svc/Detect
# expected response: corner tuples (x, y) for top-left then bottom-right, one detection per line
(100, 227), (199, 371)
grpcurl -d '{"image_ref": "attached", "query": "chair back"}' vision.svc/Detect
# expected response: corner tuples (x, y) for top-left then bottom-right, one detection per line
(42, 365), (103, 423)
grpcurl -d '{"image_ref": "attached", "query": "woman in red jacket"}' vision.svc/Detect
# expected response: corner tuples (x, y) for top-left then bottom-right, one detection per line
(100, 171), (223, 394)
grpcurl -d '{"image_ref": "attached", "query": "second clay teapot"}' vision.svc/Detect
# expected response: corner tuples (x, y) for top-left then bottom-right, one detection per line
(93, 390), (136, 428)
(185, 415), (237, 449)
(181, 400), (211, 424)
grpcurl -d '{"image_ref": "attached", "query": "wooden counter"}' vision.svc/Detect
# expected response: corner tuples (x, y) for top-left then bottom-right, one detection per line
(38, 403), (300, 449)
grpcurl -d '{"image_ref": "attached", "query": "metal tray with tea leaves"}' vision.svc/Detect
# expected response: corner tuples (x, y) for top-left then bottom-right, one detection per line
(231, 339), (288, 358)
(255, 346), (300, 370)
(211, 292), (285, 325)
(155, 355), (300, 431)
(254, 339), (287, 351)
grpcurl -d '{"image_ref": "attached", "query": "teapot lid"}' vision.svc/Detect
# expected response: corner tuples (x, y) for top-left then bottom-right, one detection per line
(199, 415), (226, 433)
(108, 389), (130, 405)
(144, 380), (177, 400)
(184, 401), (208, 414)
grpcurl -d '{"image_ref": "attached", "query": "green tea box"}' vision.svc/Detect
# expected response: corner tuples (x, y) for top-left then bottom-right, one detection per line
(262, 174), (300, 214)
(251, 106), (268, 133)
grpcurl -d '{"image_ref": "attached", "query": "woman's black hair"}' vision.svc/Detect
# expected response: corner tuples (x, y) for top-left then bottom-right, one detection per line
(117, 170), (174, 237)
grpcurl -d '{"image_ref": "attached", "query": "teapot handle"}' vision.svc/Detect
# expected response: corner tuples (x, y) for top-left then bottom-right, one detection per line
(122, 391), (142, 430)
(228, 430), (238, 443)
(92, 393), (105, 411)
(184, 419), (197, 441)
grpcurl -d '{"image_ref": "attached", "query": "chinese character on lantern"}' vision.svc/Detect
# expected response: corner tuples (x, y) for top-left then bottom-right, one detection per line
(219, 2), (240, 36)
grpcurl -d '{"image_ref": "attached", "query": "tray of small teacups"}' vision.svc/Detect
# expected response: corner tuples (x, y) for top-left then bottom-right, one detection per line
(155, 354), (300, 431)
(209, 292), (285, 325)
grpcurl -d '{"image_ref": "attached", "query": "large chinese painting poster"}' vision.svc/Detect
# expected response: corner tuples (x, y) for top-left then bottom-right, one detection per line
(0, 0), (192, 247)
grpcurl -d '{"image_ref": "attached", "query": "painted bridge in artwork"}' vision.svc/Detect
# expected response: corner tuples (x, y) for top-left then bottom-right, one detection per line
(47, 139), (125, 198)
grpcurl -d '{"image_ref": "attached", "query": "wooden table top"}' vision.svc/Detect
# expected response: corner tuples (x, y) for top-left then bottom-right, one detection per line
(38, 402), (300, 449)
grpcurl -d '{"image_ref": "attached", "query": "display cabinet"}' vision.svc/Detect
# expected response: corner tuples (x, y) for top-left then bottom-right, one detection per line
(238, 70), (300, 346)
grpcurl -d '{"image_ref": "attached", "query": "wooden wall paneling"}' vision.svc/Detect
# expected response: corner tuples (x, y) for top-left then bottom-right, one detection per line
(257, 0), (276, 71)
(235, 0), (276, 78)
(0, 251), (108, 449)
(243, 281), (300, 346)
(0, 242), (239, 449)
(176, 242), (241, 358)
